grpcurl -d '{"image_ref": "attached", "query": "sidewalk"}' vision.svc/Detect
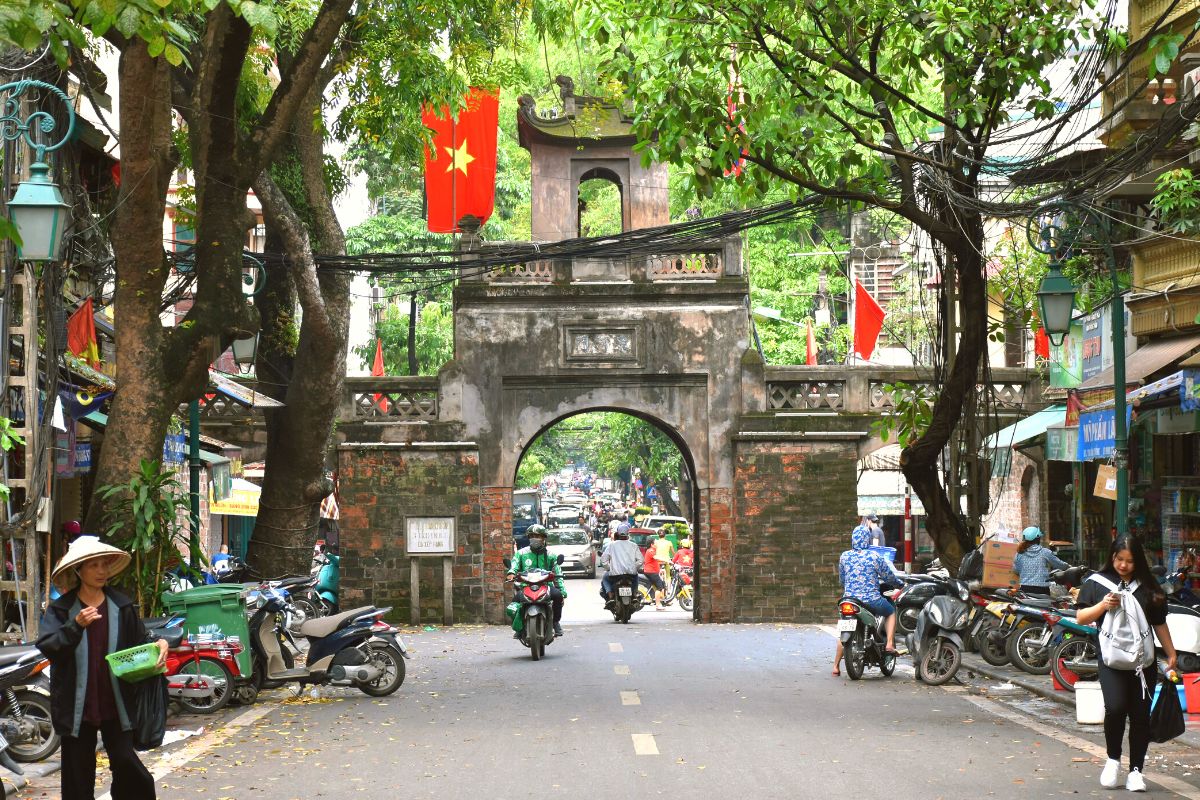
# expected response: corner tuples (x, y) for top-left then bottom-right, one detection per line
(962, 653), (1200, 751)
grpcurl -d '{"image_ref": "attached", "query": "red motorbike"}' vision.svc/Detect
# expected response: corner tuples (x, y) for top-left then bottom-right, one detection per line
(148, 619), (245, 713)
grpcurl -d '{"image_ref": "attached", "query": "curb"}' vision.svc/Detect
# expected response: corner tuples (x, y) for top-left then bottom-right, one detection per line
(3, 758), (60, 797)
(961, 655), (1074, 708)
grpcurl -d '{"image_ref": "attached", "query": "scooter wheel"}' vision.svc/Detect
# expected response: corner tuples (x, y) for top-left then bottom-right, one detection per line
(919, 640), (961, 686)
(358, 643), (406, 697)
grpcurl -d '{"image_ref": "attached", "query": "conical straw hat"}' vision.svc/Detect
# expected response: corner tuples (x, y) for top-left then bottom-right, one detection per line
(51, 535), (131, 592)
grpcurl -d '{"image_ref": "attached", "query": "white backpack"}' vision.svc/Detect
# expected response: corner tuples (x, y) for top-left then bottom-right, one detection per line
(1088, 573), (1155, 671)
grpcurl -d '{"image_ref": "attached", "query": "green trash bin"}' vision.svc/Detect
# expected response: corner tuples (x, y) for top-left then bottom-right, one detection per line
(161, 585), (254, 679)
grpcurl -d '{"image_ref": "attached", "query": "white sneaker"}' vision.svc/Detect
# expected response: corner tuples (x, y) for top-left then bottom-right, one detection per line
(1100, 759), (1120, 788)
(1126, 769), (1146, 792)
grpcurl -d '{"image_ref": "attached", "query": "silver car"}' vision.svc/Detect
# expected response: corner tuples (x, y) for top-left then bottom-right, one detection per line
(547, 527), (597, 578)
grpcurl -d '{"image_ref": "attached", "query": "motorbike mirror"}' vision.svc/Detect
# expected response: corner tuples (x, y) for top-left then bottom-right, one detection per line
(503, 557), (511, 569)
(557, 554), (565, 565)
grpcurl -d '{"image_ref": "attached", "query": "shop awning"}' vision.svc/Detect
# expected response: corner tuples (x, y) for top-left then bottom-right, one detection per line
(983, 406), (1067, 450)
(860, 444), (903, 472)
(209, 478), (260, 517)
(1080, 333), (1200, 390)
(1084, 369), (1200, 412)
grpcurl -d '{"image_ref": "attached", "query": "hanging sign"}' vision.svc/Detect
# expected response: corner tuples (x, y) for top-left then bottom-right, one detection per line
(1050, 322), (1084, 389)
(1078, 406), (1132, 461)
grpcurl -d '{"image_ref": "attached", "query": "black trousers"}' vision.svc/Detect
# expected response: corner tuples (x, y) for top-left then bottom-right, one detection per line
(61, 720), (155, 800)
(1097, 663), (1158, 771)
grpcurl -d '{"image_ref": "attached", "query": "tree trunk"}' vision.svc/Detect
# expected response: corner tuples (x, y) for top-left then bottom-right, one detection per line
(85, 44), (182, 530)
(900, 206), (988, 575)
(247, 86), (352, 578)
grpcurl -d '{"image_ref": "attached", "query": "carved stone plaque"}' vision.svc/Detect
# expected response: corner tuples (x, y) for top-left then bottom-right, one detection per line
(561, 322), (643, 367)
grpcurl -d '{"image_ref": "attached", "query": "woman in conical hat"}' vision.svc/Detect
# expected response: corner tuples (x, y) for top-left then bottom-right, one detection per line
(37, 536), (166, 800)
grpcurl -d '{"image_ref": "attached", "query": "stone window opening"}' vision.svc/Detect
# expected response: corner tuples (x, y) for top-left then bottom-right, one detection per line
(577, 168), (625, 238)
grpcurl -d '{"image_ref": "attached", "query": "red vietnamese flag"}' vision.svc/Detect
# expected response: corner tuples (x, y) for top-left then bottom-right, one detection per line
(805, 320), (817, 365)
(423, 88), (500, 233)
(853, 280), (886, 360)
(371, 337), (389, 415)
(67, 297), (101, 368)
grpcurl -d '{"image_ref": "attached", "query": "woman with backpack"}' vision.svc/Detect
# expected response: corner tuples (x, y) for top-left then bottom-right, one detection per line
(1076, 535), (1178, 793)
(1012, 526), (1070, 596)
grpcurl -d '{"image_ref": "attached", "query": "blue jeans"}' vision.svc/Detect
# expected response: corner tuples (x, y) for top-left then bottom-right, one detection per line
(601, 573), (639, 599)
(861, 596), (895, 619)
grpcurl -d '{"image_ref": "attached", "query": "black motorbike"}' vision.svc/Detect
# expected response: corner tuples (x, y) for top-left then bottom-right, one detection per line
(838, 588), (897, 680)
(0, 647), (58, 763)
(892, 575), (949, 636)
(606, 573), (642, 624)
(505, 555), (563, 660)
(907, 577), (972, 686)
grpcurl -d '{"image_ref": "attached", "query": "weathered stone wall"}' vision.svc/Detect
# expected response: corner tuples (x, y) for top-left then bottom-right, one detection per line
(732, 438), (859, 622)
(336, 443), (484, 624)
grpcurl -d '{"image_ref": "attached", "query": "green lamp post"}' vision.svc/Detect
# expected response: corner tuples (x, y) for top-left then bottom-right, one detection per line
(1031, 202), (1129, 538)
(2, 80), (76, 262)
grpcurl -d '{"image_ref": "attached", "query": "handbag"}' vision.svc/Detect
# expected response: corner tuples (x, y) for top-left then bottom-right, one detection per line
(1150, 673), (1186, 744)
(131, 674), (169, 751)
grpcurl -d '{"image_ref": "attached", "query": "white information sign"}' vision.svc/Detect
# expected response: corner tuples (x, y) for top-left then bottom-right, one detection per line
(406, 517), (455, 554)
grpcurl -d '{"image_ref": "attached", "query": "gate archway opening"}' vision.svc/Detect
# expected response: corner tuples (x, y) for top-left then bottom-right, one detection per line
(577, 167), (625, 237)
(511, 409), (700, 626)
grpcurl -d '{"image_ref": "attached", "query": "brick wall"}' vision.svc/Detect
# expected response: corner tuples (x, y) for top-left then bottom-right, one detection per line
(699, 487), (735, 622)
(984, 448), (1041, 538)
(479, 487), (511, 624)
(337, 445), (484, 624)
(732, 439), (858, 622)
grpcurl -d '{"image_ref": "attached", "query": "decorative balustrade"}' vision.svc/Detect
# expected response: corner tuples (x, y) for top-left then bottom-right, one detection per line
(766, 366), (1039, 415)
(489, 259), (554, 282)
(647, 250), (722, 280)
(344, 376), (439, 421)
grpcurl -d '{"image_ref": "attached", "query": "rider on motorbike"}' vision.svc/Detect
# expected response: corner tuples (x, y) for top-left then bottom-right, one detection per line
(838, 526), (902, 653)
(506, 525), (567, 637)
(599, 525), (644, 605)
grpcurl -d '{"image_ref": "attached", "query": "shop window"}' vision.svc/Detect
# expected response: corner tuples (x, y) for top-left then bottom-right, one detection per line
(990, 449), (1011, 478)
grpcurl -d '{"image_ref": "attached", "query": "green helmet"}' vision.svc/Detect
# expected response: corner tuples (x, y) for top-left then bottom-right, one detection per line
(526, 524), (548, 540)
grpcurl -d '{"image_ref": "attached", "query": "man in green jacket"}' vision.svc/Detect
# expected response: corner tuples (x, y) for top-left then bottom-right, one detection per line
(506, 525), (567, 636)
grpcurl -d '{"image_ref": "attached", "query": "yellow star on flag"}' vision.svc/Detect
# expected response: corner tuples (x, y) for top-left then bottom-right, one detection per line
(443, 139), (475, 175)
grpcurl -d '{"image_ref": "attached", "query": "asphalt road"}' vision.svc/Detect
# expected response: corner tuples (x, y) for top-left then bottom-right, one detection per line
(15, 578), (1200, 799)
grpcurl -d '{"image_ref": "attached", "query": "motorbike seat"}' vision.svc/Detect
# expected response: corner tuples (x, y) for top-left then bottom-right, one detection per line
(0, 644), (40, 668)
(1169, 603), (1200, 618)
(297, 606), (377, 639)
(273, 576), (312, 590)
(1018, 596), (1055, 608)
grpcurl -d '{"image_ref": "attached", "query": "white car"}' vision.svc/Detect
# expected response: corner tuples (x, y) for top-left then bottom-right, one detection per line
(643, 515), (690, 533)
(547, 527), (597, 577)
(546, 504), (582, 527)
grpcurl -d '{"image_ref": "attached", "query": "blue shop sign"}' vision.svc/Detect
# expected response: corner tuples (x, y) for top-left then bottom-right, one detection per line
(163, 432), (186, 465)
(1078, 406), (1132, 461)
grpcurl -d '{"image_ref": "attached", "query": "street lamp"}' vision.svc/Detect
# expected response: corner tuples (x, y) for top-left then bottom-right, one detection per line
(230, 334), (258, 374)
(1, 80), (76, 262)
(1036, 262), (1077, 347)
(1029, 201), (1130, 538)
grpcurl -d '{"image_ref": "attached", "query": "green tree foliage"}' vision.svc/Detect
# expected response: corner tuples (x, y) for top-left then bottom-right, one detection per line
(98, 460), (192, 616)
(518, 413), (684, 510)
(354, 301), (454, 376)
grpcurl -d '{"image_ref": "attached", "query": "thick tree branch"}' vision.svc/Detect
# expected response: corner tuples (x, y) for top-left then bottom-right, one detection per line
(247, 0), (356, 176)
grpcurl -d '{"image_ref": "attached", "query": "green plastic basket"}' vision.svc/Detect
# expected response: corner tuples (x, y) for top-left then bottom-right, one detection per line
(105, 643), (164, 683)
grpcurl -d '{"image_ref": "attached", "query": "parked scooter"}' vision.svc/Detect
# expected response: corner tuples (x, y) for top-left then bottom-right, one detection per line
(505, 556), (563, 660)
(145, 617), (246, 713)
(248, 595), (407, 695)
(893, 575), (950, 636)
(0, 647), (57, 763)
(906, 577), (972, 685)
(605, 573), (642, 623)
(837, 590), (897, 680)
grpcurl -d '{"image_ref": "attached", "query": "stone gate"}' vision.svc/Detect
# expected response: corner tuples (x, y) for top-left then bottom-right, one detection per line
(325, 80), (1039, 624)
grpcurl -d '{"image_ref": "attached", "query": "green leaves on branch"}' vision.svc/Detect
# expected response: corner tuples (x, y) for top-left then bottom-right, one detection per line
(98, 459), (192, 616)
(870, 382), (933, 449)
(1152, 168), (1200, 235)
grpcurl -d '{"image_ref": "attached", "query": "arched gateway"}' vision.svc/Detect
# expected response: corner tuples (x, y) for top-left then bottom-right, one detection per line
(333, 79), (870, 624)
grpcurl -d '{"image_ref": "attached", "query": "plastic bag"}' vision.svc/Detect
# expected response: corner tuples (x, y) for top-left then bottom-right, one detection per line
(132, 674), (169, 751)
(1151, 675), (1186, 743)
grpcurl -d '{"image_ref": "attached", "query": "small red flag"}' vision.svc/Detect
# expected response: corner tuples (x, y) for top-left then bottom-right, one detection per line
(423, 88), (500, 233)
(853, 281), (886, 360)
(371, 338), (389, 414)
(1033, 318), (1050, 359)
(67, 298), (101, 368)
(805, 320), (817, 365)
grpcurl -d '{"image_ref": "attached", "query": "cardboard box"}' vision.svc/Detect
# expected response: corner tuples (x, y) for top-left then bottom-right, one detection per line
(982, 540), (1020, 589)
(1095, 464), (1118, 500)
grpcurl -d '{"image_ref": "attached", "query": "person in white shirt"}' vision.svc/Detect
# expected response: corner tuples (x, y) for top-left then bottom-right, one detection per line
(600, 526), (644, 604)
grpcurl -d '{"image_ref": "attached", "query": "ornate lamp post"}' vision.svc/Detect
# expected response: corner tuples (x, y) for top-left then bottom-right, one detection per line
(1, 80), (76, 261)
(1029, 201), (1129, 538)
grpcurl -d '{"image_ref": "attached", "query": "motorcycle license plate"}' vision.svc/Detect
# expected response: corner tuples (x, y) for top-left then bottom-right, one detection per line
(837, 618), (857, 632)
(618, 587), (633, 597)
